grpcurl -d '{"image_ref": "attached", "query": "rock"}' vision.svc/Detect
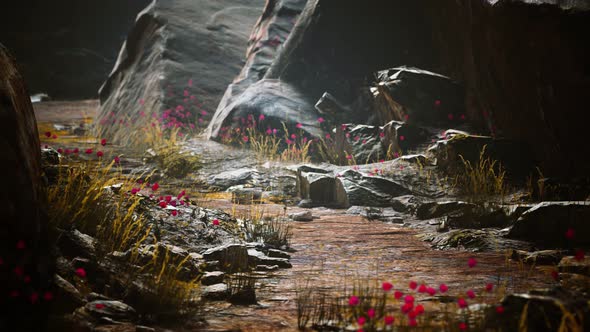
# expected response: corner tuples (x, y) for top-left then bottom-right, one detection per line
(390, 195), (424, 213)
(229, 187), (263, 204)
(416, 201), (478, 220)
(201, 283), (229, 301)
(445, 206), (512, 229)
(52, 274), (86, 314)
(82, 300), (137, 322)
(0, 44), (53, 331)
(97, 0), (266, 142)
(58, 230), (97, 259)
(315, 92), (352, 116)
(560, 273), (590, 291)
(201, 271), (225, 286)
(136, 326), (156, 332)
(297, 170), (339, 207)
(338, 170), (411, 207)
(208, 168), (258, 190)
(485, 287), (590, 331)
(255, 265), (279, 271)
(535, 177), (590, 201)
(424, 229), (532, 252)
(267, 249), (291, 259)
(247, 249), (292, 268)
(372, 66), (465, 127)
(202, 243), (250, 272)
(289, 210), (313, 222)
(507, 202), (590, 247)
(511, 250), (566, 265)
(41, 148), (60, 165)
(427, 133), (535, 179)
(558, 256), (590, 277)
(228, 285), (257, 305)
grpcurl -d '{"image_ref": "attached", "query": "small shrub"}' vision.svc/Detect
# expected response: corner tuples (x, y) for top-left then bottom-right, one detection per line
(455, 145), (507, 202)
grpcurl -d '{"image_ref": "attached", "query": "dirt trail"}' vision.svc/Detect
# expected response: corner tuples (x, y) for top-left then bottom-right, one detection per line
(200, 206), (553, 332)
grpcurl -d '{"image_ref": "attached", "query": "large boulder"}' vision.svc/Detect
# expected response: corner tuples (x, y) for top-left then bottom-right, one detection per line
(507, 202), (590, 247)
(97, 0), (266, 142)
(0, 44), (52, 331)
(0, 0), (150, 99)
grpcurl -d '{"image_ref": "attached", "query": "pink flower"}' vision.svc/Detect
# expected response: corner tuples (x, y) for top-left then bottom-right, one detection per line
(14, 266), (24, 276)
(417, 284), (427, 293)
(408, 309), (418, 319)
(325, 134), (331, 139)
(426, 287), (436, 296)
(346, 154), (352, 160)
(399, 135), (405, 141)
(367, 308), (375, 318)
(100, 138), (107, 146)
(379, 132), (385, 138)
(357, 316), (366, 326)
(285, 139), (293, 145)
(459, 322), (468, 331)
(348, 295), (359, 306)
(114, 156), (120, 164)
(75, 268), (86, 278)
(457, 298), (468, 309)
(401, 303), (413, 314)
(394, 291), (403, 299)
(43, 291), (53, 301)
(212, 219), (220, 226)
(296, 123), (302, 129)
(96, 151), (104, 158)
(408, 319), (417, 327)
(382, 281), (393, 292)
(95, 303), (105, 310)
(272, 128), (278, 135)
(30, 292), (39, 304)
(485, 283), (494, 292)
(384, 315), (395, 325)
(171, 210), (178, 217)
(73, 148), (79, 154)
(434, 100), (441, 107)
(468, 257), (477, 268)
(415, 304), (424, 315)
(318, 117), (325, 123)
(466, 290), (476, 299)
(242, 136), (249, 142)
(178, 190), (186, 199)
(551, 270), (559, 280)
(16, 240), (26, 249)
(291, 134), (297, 139)
(159, 201), (167, 208)
(259, 114), (265, 121)
(57, 148), (63, 154)
(152, 183), (159, 191)
(496, 306), (505, 314)
(188, 79), (193, 87)
(266, 128), (272, 135)
(44, 131), (51, 138)
(52, 134), (58, 139)
(404, 295), (414, 303)
(131, 188), (140, 195)
(565, 228), (575, 239)
(409, 281), (417, 290)
(460, 114), (466, 120)
(85, 148), (93, 154)
(139, 99), (145, 105)
(439, 284), (448, 293)
(448, 113), (454, 120)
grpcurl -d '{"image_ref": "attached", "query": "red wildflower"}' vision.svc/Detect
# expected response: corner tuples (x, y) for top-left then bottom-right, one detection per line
(296, 123), (302, 129)
(399, 135), (405, 141)
(95, 303), (105, 310)
(10, 290), (19, 297)
(415, 304), (424, 315)
(379, 132), (385, 138)
(96, 151), (104, 158)
(439, 284), (448, 293)
(85, 148), (93, 154)
(30, 292), (39, 304)
(408, 319), (417, 327)
(159, 201), (167, 208)
(384, 315), (395, 325)
(468, 257), (477, 268)
(73, 148), (79, 154)
(24, 276), (31, 283)
(349, 295), (359, 306)
(291, 134), (297, 139)
(131, 188), (140, 195)
(367, 308), (375, 318)
(16, 240), (26, 249)
(575, 249), (585, 261)
(457, 298), (468, 309)
(357, 316), (366, 326)
(382, 281), (393, 292)
(44, 131), (51, 138)
(401, 303), (413, 314)
(459, 322), (468, 331)
(394, 291), (403, 299)
(325, 133), (331, 139)
(152, 183), (159, 191)
(409, 281), (417, 290)
(43, 291), (53, 301)
(242, 136), (249, 142)
(448, 113), (454, 120)
(404, 295), (415, 303)
(496, 306), (505, 314)
(212, 219), (220, 226)
(434, 100), (441, 107)
(565, 228), (575, 239)
(171, 210), (178, 217)
(165, 195), (172, 202)
(466, 290), (476, 299)
(100, 139), (107, 146)
(14, 266), (24, 276)
(418, 284), (427, 293)
(52, 134), (58, 139)
(318, 117), (325, 123)
(57, 148), (63, 154)
(551, 270), (559, 281)
(408, 310), (418, 319)
(75, 268), (86, 278)
(259, 114), (265, 121)
(485, 283), (494, 292)
(114, 156), (120, 164)
(427, 287), (436, 296)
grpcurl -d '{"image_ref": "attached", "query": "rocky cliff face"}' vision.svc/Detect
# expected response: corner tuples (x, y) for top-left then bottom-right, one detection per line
(96, 0), (265, 142)
(0, 0), (150, 99)
(208, 0), (590, 178)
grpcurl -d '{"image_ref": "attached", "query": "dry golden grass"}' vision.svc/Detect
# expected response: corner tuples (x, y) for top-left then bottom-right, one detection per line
(454, 145), (507, 202)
